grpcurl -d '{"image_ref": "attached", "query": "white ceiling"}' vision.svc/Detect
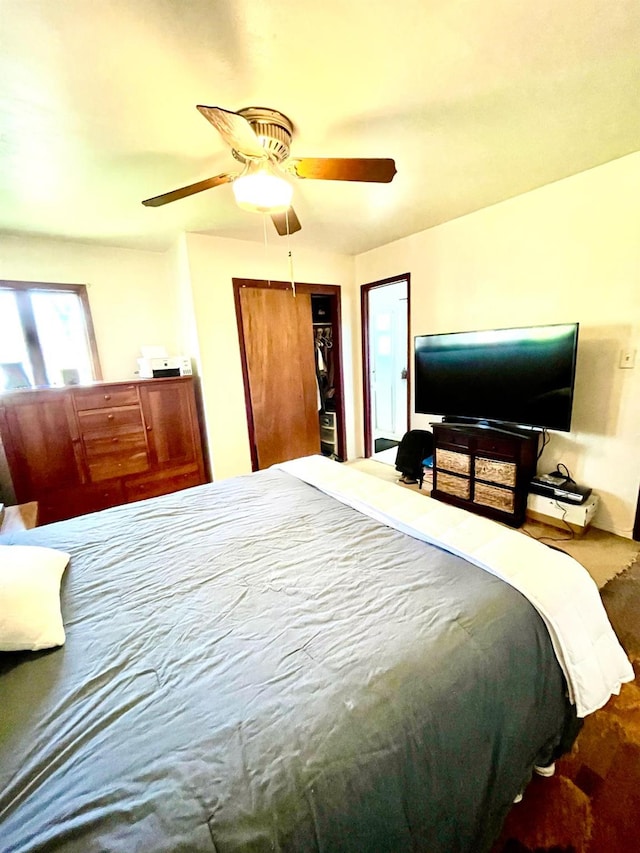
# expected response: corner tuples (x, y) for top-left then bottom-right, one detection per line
(1, 0), (639, 256)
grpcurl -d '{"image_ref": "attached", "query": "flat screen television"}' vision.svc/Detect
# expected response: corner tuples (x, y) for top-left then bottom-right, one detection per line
(414, 322), (579, 432)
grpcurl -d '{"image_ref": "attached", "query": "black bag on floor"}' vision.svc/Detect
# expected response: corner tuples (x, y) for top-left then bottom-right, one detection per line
(394, 429), (434, 481)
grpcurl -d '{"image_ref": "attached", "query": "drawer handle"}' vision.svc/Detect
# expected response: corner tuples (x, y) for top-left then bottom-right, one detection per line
(146, 425), (152, 431)
(107, 414), (114, 420)
(104, 394), (111, 400)
(112, 437), (119, 443)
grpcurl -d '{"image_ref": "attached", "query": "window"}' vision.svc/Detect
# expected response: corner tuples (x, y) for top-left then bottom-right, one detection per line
(0, 281), (102, 391)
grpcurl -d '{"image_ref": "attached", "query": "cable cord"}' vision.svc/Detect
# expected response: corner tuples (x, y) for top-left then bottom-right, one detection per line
(523, 498), (575, 544)
(553, 462), (575, 484)
(536, 428), (550, 461)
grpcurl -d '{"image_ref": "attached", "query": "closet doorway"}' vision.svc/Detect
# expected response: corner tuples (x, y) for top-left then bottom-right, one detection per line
(361, 274), (411, 461)
(233, 278), (345, 470)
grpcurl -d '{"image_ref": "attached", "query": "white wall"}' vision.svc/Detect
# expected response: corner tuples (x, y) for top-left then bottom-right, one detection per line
(355, 152), (640, 537)
(181, 234), (355, 481)
(0, 235), (179, 380)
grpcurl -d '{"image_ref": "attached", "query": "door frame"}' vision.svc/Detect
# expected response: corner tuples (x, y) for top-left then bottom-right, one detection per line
(361, 274), (411, 459)
(233, 278), (346, 471)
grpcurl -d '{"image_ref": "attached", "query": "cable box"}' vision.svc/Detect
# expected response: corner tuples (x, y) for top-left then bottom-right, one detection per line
(529, 475), (592, 505)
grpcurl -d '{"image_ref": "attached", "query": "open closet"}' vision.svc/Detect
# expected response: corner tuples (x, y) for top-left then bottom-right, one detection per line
(312, 294), (339, 459)
(233, 278), (345, 471)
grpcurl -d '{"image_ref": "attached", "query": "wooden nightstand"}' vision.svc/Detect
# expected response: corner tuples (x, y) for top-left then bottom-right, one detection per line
(0, 501), (39, 534)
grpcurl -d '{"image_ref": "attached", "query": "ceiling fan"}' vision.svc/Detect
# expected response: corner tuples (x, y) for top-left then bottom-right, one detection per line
(142, 106), (397, 235)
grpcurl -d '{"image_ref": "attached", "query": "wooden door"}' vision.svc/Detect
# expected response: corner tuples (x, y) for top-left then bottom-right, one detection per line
(139, 378), (203, 472)
(238, 286), (320, 469)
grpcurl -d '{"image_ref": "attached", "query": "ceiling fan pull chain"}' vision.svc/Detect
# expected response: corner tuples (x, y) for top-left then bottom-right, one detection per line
(289, 250), (296, 298)
(286, 209), (296, 297)
(262, 214), (272, 288)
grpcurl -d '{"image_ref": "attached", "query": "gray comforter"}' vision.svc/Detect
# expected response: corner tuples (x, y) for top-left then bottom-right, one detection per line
(0, 468), (577, 852)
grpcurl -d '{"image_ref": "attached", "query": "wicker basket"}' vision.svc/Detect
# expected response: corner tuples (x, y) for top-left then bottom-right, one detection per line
(437, 471), (471, 500)
(436, 448), (471, 476)
(475, 456), (517, 487)
(473, 482), (515, 512)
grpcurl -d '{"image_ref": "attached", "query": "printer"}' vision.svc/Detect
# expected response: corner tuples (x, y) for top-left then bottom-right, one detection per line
(137, 355), (192, 379)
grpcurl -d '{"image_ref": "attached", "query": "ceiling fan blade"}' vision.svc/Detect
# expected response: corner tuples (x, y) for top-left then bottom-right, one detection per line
(289, 157), (397, 183)
(142, 173), (234, 207)
(196, 105), (266, 159)
(271, 207), (302, 236)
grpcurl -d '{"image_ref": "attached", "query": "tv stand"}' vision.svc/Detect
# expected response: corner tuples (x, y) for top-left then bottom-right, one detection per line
(430, 422), (539, 527)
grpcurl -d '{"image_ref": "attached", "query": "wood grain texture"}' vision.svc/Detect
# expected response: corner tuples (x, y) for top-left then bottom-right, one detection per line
(292, 157), (397, 183)
(0, 378), (207, 523)
(239, 286), (320, 469)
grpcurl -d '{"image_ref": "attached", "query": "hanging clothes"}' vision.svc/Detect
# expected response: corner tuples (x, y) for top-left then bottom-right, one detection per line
(315, 326), (335, 411)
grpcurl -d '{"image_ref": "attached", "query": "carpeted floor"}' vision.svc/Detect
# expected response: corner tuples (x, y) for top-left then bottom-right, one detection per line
(491, 556), (640, 853)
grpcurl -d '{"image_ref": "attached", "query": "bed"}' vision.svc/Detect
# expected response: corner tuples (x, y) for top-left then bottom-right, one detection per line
(0, 456), (632, 853)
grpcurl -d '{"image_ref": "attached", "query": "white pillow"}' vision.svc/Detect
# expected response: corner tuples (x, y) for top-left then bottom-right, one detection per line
(0, 545), (70, 652)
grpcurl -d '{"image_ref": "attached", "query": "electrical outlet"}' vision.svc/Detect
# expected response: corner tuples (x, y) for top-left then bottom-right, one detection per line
(619, 349), (636, 369)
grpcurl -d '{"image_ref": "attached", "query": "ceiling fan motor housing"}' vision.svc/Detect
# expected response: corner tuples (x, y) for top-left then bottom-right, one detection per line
(234, 107), (293, 163)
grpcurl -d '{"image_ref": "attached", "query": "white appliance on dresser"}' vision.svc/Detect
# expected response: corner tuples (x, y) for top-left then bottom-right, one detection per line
(137, 356), (192, 379)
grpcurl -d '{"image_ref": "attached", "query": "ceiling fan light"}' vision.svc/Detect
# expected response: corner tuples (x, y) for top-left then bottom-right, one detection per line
(232, 164), (293, 213)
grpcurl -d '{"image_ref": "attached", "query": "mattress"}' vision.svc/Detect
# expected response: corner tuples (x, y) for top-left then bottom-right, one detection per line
(0, 466), (579, 852)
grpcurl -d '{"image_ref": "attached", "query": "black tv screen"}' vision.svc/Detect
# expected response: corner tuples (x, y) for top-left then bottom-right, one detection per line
(414, 323), (579, 431)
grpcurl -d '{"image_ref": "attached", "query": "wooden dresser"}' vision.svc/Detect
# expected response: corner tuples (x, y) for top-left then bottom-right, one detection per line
(431, 422), (539, 527)
(0, 377), (208, 524)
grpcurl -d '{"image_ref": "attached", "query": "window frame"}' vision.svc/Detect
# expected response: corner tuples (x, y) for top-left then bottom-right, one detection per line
(0, 280), (102, 387)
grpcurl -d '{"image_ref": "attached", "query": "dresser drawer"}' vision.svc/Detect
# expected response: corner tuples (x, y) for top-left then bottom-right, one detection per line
(435, 427), (471, 449)
(88, 450), (149, 482)
(78, 406), (143, 432)
(475, 434), (519, 456)
(38, 483), (125, 524)
(124, 466), (202, 502)
(475, 457), (517, 487)
(74, 386), (139, 411)
(436, 448), (471, 476)
(83, 428), (147, 460)
(436, 471), (470, 500)
(473, 482), (515, 513)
